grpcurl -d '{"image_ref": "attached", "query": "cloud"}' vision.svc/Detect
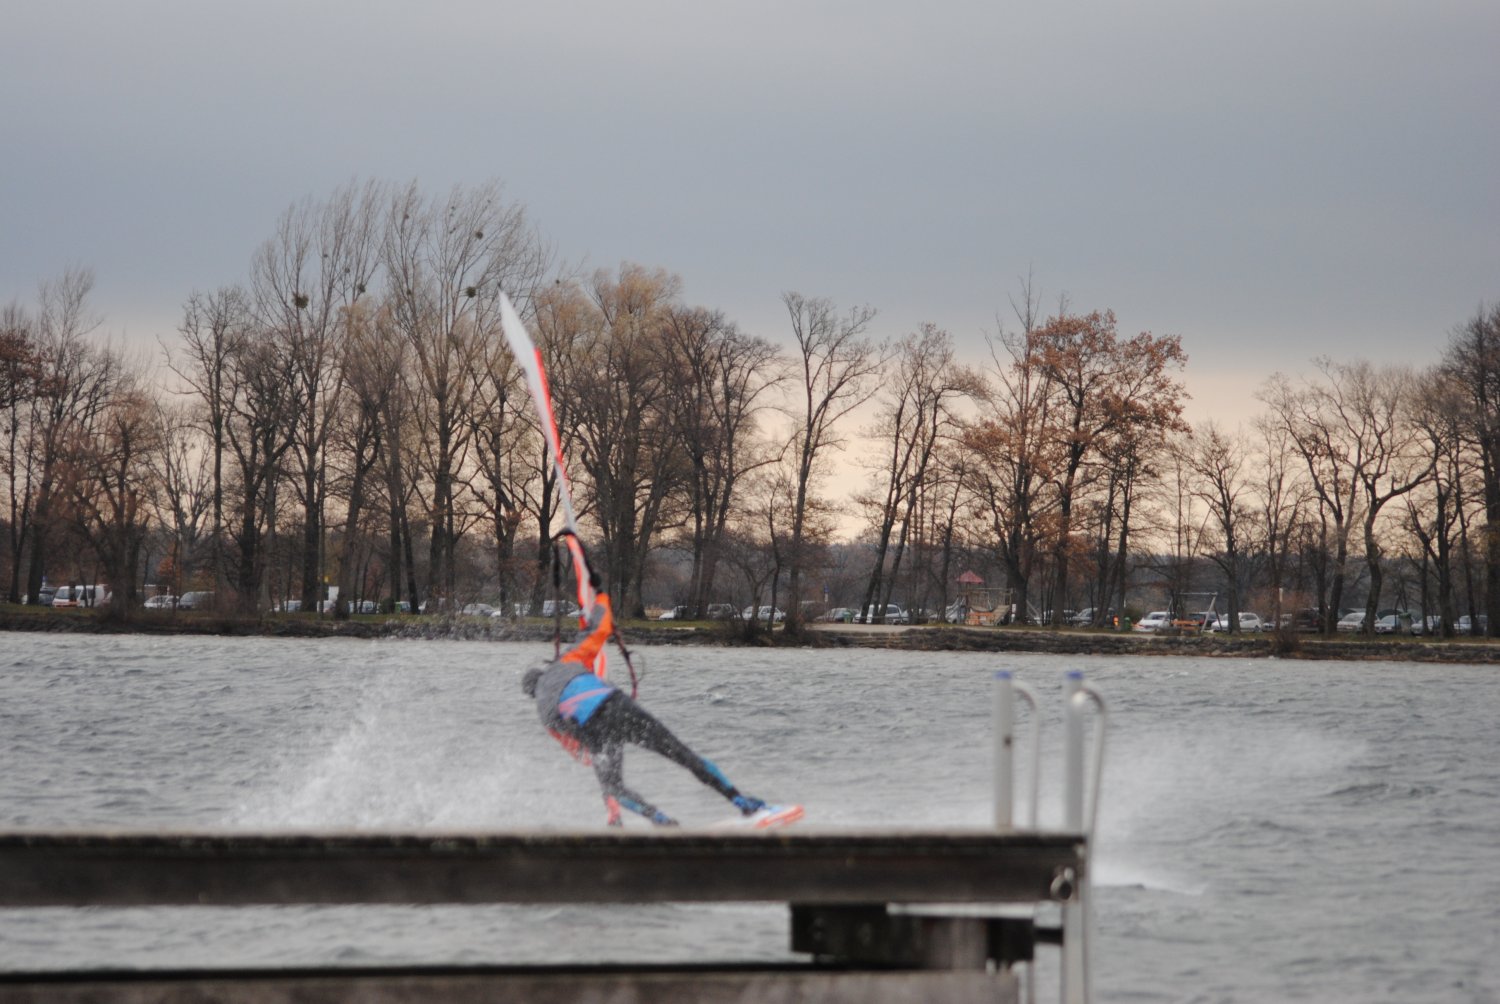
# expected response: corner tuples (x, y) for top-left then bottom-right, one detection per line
(3, 0), (1496, 389)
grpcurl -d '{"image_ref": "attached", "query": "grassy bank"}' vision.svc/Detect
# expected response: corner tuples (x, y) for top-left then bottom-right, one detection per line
(4, 604), (1499, 664)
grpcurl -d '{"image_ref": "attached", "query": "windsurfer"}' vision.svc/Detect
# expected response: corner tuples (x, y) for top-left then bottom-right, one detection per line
(521, 593), (767, 826)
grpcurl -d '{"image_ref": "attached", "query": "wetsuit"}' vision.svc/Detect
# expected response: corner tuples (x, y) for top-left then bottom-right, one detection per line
(523, 593), (761, 826)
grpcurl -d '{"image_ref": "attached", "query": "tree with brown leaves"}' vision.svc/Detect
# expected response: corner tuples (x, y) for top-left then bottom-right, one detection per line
(1030, 309), (1188, 625)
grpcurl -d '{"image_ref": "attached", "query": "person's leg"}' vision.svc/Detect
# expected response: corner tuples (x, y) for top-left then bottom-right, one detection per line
(596, 695), (765, 813)
(585, 734), (676, 825)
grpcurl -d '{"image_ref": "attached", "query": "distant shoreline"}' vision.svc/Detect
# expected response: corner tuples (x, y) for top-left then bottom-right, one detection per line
(3, 608), (1497, 664)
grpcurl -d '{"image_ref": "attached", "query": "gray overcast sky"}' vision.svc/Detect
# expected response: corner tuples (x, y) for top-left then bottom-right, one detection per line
(4, 0), (1497, 427)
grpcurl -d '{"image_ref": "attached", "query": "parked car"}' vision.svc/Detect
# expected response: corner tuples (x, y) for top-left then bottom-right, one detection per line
(1205, 611), (1264, 632)
(822, 607), (856, 623)
(513, 599), (581, 617)
(1335, 610), (1369, 633)
(1133, 611), (1171, 632)
(178, 590), (214, 611)
(706, 603), (738, 620)
(657, 605), (689, 620)
(858, 604), (909, 624)
(1457, 614), (1490, 635)
(1291, 608), (1324, 632)
(1374, 611), (1414, 635)
(460, 602), (496, 617)
(143, 594), (178, 610)
(741, 605), (785, 623)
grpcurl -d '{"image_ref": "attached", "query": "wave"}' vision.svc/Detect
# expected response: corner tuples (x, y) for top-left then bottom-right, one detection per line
(1326, 781), (1439, 802)
(1093, 860), (1206, 896)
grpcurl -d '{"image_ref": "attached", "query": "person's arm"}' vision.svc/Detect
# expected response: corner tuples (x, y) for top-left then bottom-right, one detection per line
(561, 593), (614, 672)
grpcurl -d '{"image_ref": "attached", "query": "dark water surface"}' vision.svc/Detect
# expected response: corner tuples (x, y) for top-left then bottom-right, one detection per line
(2, 633), (1496, 1002)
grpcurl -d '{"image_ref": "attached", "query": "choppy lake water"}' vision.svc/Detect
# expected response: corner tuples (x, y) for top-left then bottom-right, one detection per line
(1, 633), (1497, 1002)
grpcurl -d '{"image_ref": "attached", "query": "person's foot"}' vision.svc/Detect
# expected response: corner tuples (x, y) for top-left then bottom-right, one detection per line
(650, 810), (679, 826)
(732, 794), (767, 816)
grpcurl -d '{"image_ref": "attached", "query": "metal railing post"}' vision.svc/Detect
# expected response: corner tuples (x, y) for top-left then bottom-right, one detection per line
(1061, 670), (1107, 1004)
(1063, 672), (1085, 833)
(993, 671), (1040, 830)
(994, 671), (1016, 830)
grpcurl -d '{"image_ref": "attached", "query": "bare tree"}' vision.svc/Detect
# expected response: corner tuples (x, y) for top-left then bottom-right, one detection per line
(148, 400), (214, 598)
(365, 306), (421, 613)
(2, 302), (44, 601)
(858, 323), (983, 621)
(1186, 422), (1253, 630)
(570, 264), (686, 615)
(1338, 362), (1435, 630)
(1264, 359), (1432, 635)
(222, 328), (304, 612)
(469, 312), (537, 616)
(168, 286), (253, 592)
(1094, 419), (1169, 623)
(731, 464), (812, 634)
(59, 360), (163, 615)
(1404, 366), (1467, 636)
(329, 301), (395, 617)
(1260, 365), (1363, 634)
(22, 268), (115, 603)
(1157, 440), (1214, 619)
(781, 292), (882, 632)
(252, 180), (384, 612)
(1441, 302), (1500, 636)
(1251, 410), (1313, 630)
(381, 180), (550, 607)
(922, 445), (976, 620)
(659, 305), (783, 616)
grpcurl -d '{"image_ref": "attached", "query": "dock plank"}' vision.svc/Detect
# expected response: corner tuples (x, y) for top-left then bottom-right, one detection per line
(0, 829), (1084, 907)
(0, 965), (1018, 1004)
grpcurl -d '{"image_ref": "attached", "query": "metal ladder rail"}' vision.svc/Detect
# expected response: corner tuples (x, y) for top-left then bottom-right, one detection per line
(992, 669), (1108, 1004)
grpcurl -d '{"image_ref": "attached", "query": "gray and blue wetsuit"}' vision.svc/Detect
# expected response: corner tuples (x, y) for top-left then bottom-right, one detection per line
(526, 660), (753, 824)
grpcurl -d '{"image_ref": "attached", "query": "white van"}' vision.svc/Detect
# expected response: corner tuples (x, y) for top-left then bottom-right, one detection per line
(51, 584), (110, 608)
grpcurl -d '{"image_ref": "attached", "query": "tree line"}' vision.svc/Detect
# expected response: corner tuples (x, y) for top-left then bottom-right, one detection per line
(3, 180), (1497, 637)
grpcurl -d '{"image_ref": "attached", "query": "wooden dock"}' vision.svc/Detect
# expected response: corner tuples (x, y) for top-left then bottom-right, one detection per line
(0, 828), (1087, 1003)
